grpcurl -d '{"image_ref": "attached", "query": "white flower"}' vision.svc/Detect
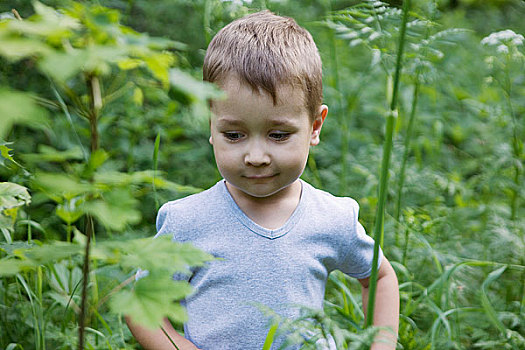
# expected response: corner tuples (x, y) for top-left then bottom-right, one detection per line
(481, 29), (524, 47)
(512, 36), (524, 46)
(497, 44), (509, 54)
(368, 32), (380, 41)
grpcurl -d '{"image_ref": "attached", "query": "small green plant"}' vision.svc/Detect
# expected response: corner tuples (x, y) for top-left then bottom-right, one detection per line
(0, 2), (219, 349)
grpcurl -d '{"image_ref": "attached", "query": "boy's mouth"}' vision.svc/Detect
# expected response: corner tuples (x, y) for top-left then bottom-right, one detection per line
(244, 174), (277, 179)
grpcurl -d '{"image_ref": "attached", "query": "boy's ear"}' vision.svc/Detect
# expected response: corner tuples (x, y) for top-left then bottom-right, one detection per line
(310, 105), (328, 146)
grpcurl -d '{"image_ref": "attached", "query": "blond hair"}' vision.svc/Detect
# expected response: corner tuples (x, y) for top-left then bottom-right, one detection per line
(203, 11), (323, 121)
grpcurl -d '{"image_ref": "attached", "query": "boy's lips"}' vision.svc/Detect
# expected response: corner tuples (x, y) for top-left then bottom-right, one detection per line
(243, 174), (277, 179)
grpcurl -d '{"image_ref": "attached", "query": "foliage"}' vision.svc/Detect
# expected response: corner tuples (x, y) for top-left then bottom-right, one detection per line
(0, 1), (218, 349)
(1, 0), (524, 349)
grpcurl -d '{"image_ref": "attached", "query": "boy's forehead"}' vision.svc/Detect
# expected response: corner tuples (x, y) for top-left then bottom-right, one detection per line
(218, 76), (306, 110)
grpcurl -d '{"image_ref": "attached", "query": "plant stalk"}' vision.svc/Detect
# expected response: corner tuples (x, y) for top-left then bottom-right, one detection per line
(365, 0), (410, 328)
(78, 74), (101, 350)
(78, 216), (93, 350)
(395, 81), (419, 245)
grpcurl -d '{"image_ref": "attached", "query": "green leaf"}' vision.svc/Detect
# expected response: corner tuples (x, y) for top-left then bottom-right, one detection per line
(19, 241), (83, 264)
(0, 141), (23, 168)
(8, 1), (79, 37)
(93, 235), (214, 274)
(144, 52), (175, 87)
(0, 258), (35, 277)
(32, 172), (94, 202)
(0, 182), (31, 211)
(117, 58), (143, 70)
(55, 196), (84, 224)
(0, 89), (49, 139)
(0, 214), (14, 230)
(0, 36), (52, 61)
(83, 189), (141, 231)
(20, 145), (84, 163)
(38, 49), (89, 82)
(480, 266), (508, 335)
(109, 275), (191, 329)
(93, 170), (202, 195)
(133, 87), (144, 106)
(169, 69), (224, 102)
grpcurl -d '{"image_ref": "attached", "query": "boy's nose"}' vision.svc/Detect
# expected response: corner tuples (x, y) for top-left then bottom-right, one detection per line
(244, 143), (271, 166)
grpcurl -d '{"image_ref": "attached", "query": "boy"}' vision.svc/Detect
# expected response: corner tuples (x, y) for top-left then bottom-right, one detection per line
(127, 11), (399, 350)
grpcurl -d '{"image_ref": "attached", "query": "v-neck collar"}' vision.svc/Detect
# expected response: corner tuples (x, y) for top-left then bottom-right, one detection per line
(219, 180), (307, 239)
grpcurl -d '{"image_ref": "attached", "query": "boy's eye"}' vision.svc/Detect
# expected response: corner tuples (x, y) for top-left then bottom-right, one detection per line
(269, 132), (291, 141)
(223, 132), (244, 141)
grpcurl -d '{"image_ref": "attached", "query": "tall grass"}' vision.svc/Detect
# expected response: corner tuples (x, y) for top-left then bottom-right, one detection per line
(366, 0), (411, 328)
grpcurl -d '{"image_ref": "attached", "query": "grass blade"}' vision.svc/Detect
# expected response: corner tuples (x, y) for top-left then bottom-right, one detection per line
(480, 266), (507, 335)
(262, 321), (279, 350)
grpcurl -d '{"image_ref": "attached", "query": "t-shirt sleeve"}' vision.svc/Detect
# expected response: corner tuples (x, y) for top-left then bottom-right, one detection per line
(155, 202), (171, 237)
(338, 198), (383, 279)
(153, 202), (192, 282)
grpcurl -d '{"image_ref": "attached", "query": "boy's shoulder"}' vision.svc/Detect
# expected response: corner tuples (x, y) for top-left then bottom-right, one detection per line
(156, 181), (224, 231)
(303, 180), (360, 215)
(160, 181), (223, 210)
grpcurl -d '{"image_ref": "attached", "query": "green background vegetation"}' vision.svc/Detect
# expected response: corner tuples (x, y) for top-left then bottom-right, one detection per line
(0, 0), (524, 349)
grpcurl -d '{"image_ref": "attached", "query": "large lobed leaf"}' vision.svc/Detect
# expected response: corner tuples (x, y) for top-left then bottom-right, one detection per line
(109, 276), (191, 329)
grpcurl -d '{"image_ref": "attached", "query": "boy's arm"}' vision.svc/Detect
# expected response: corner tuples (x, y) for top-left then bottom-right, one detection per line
(358, 257), (399, 350)
(125, 315), (201, 350)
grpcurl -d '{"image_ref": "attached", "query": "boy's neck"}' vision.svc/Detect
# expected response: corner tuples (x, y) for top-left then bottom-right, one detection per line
(225, 180), (302, 230)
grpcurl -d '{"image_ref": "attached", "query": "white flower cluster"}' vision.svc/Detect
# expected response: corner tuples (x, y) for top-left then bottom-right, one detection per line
(481, 30), (524, 59)
(481, 29), (524, 47)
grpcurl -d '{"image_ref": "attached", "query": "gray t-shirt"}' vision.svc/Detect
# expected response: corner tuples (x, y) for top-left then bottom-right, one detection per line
(155, 180), (382, 349)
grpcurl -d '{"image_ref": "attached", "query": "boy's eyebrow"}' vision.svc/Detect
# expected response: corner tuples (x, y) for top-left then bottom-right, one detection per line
(215, 117), (245, 126)
(215, 117), (299, 127)
(267, 118), (300, 127)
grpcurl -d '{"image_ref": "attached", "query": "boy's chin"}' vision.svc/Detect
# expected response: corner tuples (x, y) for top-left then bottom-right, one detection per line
(225, 179), (300, 200)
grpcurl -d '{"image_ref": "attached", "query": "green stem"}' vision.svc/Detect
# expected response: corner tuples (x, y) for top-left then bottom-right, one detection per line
(395, 81), (419, 245)
(27, 215), (32, 243)
(366, 0), (410, 328)
(160, 326), (180, 350)
(402, 226), (410, 265)
(78, 216), (93, 350)
(78, 74), (100, 350)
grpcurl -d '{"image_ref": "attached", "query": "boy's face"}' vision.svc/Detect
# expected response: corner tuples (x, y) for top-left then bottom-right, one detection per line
(209, 77), (327, 201)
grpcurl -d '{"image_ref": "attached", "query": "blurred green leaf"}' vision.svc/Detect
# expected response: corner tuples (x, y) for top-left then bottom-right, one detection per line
(32, 172), (95, 202)
(0, 35), (52, 61)
(55, 197), (84, 224)
(109, 275), (190, 329)
(0, 258), (35, 277)
(20, 241), (83, 264)
(144, 53), (175, 88)
(21, 145), (84, 163)
(94, 235), (214, 273)
(0, 89), (49, 139)
(83, 188), (141, 231)
(169, 68), (225, 102)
